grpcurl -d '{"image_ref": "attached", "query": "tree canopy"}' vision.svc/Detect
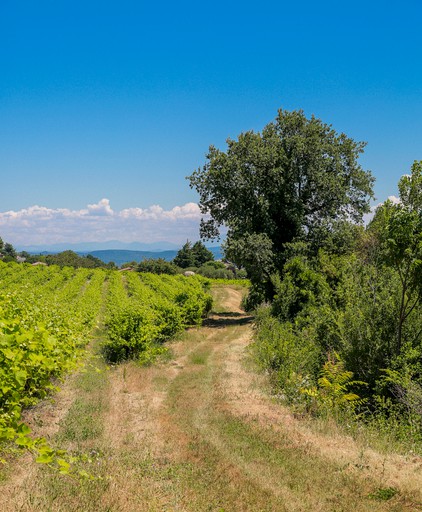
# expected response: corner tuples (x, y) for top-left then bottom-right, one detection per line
(189, 109), (374, 296)
(0, 237), (17, 262)
(137, 258), (179, 275)
(173, 241), (214, 269)
(368, 161), (422, 352)
(42, 250), (110, 268)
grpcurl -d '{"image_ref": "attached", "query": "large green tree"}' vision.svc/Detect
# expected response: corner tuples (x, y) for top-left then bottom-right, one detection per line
(0, 237), (17, 261)
(189, 109), (374, 296)
(173, 240), (214, 269)
(369, 161), (422, 353)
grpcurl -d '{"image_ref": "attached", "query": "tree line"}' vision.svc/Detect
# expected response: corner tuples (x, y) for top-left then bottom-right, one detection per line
(0, 237), (243, 280)
(189, 108), (422, 445)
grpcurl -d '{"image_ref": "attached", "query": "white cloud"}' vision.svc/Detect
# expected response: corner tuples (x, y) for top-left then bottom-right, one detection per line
(119, 202), (201, 221)
(0, 199), (204, 245)
(363, 195), (401, 225)
(85, 198), (114, 216)
(387, 195), (400, 205)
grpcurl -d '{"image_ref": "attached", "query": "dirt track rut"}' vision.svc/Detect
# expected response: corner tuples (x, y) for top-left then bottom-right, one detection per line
(1, 285), (421, 511)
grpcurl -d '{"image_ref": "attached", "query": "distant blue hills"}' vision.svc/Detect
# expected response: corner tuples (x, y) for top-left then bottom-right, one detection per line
(17, 241), (223, 266)
(83, 247), (223, 266)
(17, 240), (181, 253)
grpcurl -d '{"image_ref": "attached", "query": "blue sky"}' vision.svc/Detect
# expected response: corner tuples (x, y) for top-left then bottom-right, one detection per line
(1, 0), (421, 246)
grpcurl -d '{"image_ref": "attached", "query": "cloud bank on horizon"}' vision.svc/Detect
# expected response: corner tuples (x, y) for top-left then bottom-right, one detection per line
(0, 199), (205, 246)
(1, 195), (400, 247)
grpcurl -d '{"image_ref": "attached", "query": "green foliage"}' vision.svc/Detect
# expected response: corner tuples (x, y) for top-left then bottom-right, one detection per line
(191, 241), (215, 266)
(196, 261), (234, 279)
(398, 160), (422, 211)
(24, 250), (110, 268)
(103, 307), (162, 362)
(251, 160), (421, 440)
(103, 272), (212, 363)
(201, 260), (225, 269)
(0, 262), (212, 470)
(173, 240), (214, 269)
(241, 283), (268, 312)
(368, 487), (398, 501)
(43, 250), (107, 268)
(173, 241), (195, 268)
(376, 368), (422, 436)
(189, 108), (374, 301)
(138, 343), (170, 366)
(208, 278), (250, 287)
(137, 258), (178, 275)
(3, 243), (17, 260)
(252, 305), (319, 403)
(271, 257), (330, 321)
(330, 257), (399, 387)
(0, 237), (17, 262)
(367, 163), (422, 355)
(306, 220), (365, 256)
(301, 354), (367, 414)
(0, 263), (106, 471)
(224, 233), (274, 285)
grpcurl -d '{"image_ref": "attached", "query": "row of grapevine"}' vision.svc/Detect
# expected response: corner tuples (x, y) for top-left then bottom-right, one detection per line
(0, 262), (106, 447)
(103, 271), (212, 362)
(0, 262), (212, 452)
(139, 273), (213, 325)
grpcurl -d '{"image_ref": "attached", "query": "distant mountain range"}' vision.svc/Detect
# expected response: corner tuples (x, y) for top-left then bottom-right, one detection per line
(16, 241), (223, 266)
(84, 250), (180, 265)
(82, 247), (223, 266)
(16, 240), (182, 253)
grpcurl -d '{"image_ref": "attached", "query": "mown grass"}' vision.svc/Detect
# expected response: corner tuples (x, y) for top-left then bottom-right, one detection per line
(25, 323), (111, 506)
(209, 283), (248, 314)
(0, 282), (114, 511)
(2, 285), (420, 511)
(188, 346), (210, 365)
(162, 325), (412, 511)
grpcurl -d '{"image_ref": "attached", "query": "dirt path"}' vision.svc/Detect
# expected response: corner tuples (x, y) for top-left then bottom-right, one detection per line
(1, 285), (421, 511)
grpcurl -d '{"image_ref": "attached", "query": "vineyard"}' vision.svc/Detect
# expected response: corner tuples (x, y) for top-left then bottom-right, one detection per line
(1, 265), (421, 511)
(0, 262), (212, 455)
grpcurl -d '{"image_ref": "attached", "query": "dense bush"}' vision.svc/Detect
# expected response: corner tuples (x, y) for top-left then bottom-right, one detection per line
(252, 244), (422, 439)
(104, 307), (163, 362)
(253, 305), (319, 404)
(103, 272), (212, 363)
(253, 163), (421, 441)
(196, 261), (234, 279)
(137, 258), (179, 275)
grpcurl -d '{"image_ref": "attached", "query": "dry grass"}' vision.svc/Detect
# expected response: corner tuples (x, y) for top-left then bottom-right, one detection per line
(1, 284), (421, 511)
(218, 328), (422, 505)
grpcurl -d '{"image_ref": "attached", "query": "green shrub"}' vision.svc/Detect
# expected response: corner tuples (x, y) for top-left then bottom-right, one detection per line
(137, 258), (179, 275)
(103, 272), (213, 363)
(252, 305), (319, 403)
(104, 307), (160, 362)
